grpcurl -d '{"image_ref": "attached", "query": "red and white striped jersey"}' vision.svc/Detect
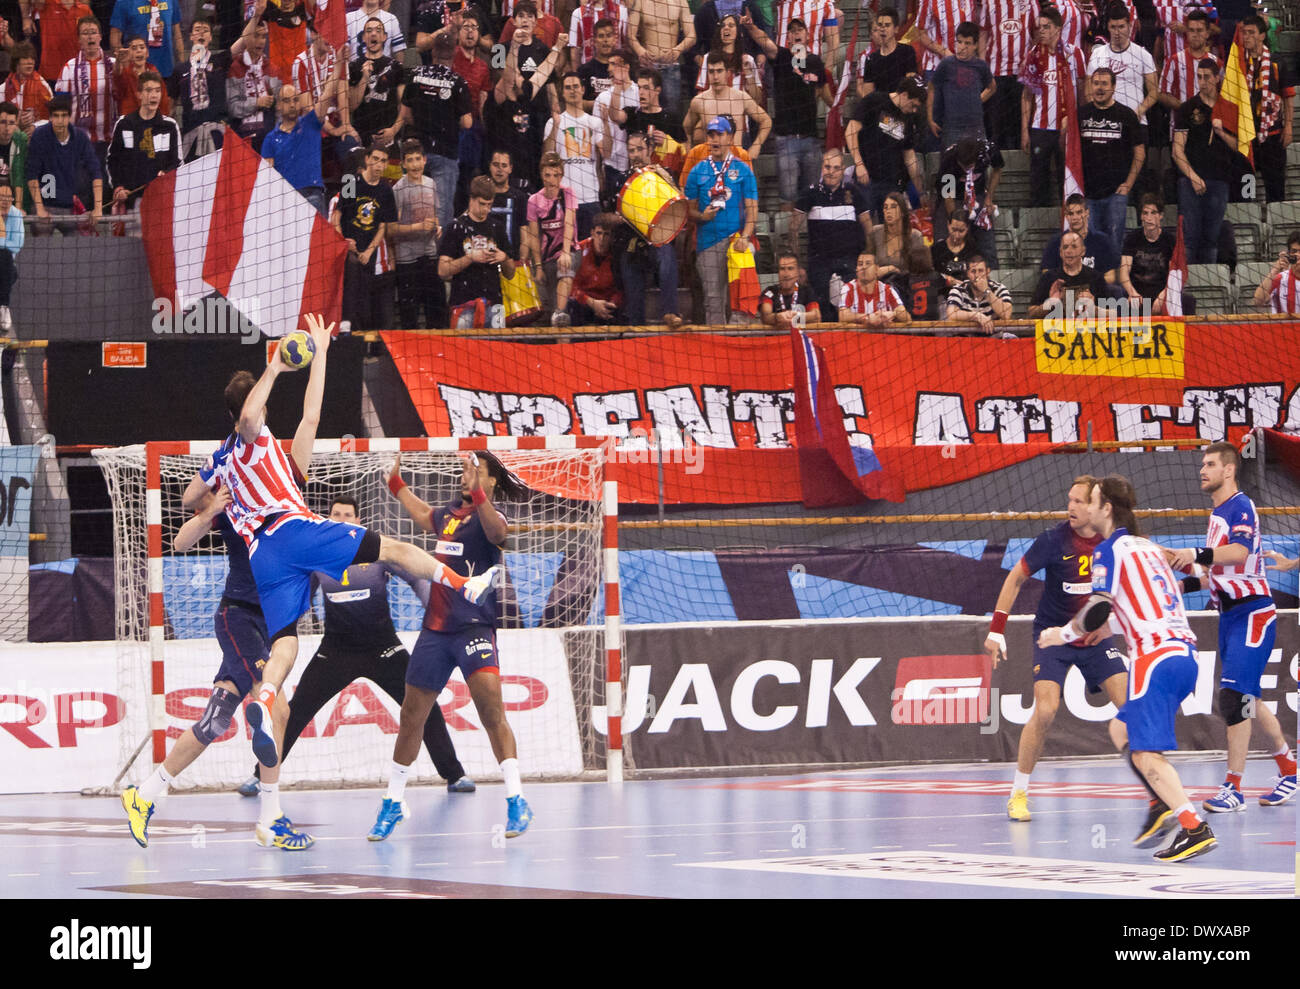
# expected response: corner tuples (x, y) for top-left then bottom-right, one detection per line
(775, 0), (838, 58)
(1159, 46), (1219, 104)
(569, 1), (628, 65)
(1019, 42), (1086, 129)
(1205, 491), (1272, 603)
(208, 425), (319, 545)
(292, 47), (339, 121)
(840, 278), (903, 314)
(913, 0), (974, 73)
(1051, 0), (1085, 51)
(978, 0), (1036, 76)
(1153, 1), (1216, 58)
(1267, 269), (1300, 314)
(1091, 529), (1196, 696)
(57, 53), (117, 143)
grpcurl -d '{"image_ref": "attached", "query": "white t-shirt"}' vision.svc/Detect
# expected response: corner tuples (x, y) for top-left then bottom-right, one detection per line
(543, 110), (605, 205)
(1085, 41), (1155, 123)
(594, 81), (639, 172)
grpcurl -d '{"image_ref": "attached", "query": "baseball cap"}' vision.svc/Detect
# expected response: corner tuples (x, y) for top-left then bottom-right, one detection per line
(706, 115), (735, 134)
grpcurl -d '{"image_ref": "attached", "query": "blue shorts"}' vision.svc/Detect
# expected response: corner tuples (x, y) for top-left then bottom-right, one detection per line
(1032, 639), (1128, 693)
(1218, 597), (1276, 698)
(213, 600), (271, 696)
(407, 626), (499, 693)
(1118, 643), (1199, 753)
(248, 517), (369, 636)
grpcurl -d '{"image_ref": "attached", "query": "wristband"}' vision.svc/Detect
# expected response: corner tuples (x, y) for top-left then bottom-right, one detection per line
(471, 488), (487, 506)
(1058, 622), (1082, 644)
(986, 631), (1006, 656)
(989, 610), (1008, 635)
(1195, 547), (1215, 567)
(388, 474), (407, 496)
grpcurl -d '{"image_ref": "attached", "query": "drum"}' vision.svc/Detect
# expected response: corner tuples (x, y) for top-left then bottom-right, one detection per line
(500, 265), (542, 327)
(617, 167), (689, 246)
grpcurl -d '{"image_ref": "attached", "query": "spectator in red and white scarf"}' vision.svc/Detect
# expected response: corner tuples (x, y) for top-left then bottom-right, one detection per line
(4, 42), (52, 133)
(1239, 14), (1294, 205)
(1018, 8), (1085, 206)
(1253, 232), (1300, 314)
(227, 12), (281, 152)
(570, 0), (627, 67)
(55, 16), (116, 155)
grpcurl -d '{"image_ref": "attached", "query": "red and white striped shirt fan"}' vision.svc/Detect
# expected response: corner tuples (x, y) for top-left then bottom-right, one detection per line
(840, 278), (903, 314)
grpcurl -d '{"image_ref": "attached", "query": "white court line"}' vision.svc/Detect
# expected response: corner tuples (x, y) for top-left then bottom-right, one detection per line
(982, 842), (1011, 846)
(8, 873), (38, 877)
(872, 845), (902, 850)
(702, 851), (734, 855)
(593, 855), (620, 860)
(645, 853), (677, 857)
(413, 862), (449, 867)
(1037, 840), (1070, 845)
(472, 860), (506, 865)
(927, 843), (958, 848)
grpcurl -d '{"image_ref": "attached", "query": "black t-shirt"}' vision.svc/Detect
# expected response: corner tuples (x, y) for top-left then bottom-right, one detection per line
(403, 63), (472, 159)
(760, 282), (819, 318)
(485, 83), (545, 186)
(852, 91), (917, 187)
(1122, 228), (1176, 298)
(1077, 100), (1140, 199)
(1175, 96), (1238, 183)
(514, 39), (555, 108)
(907, 271), (944, 321)
(491, 184), (531, 253)
(439, 212), (512, 305)
(772, 47), (829, 138)
(337, 174), (398, 248)
(578, 59), (613, 103)
(859, 44), (918, 95)
(1031, 264), (1108, 307)
(349, 55), (405, 141)
(795, 181), (869, 261)
(932, 239), (979, 285)
(623, 107), (686, 142)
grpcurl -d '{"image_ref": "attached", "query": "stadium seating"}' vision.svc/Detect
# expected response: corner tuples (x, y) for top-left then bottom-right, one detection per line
(1235, 260), (1277, 314)
(1186, 263), (1235, 313)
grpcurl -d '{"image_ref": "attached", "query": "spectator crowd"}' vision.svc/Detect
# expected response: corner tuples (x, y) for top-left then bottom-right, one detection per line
(1, 0), (1298, 330)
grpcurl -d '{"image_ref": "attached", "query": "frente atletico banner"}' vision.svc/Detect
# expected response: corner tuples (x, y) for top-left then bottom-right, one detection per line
(381, 323), (1300, 505)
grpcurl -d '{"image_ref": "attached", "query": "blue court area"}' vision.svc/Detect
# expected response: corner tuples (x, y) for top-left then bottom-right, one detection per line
(1, 755), (1292, 899)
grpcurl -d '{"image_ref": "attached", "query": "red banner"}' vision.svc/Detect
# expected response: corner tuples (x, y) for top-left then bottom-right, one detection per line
(382, 324), (1300, 505)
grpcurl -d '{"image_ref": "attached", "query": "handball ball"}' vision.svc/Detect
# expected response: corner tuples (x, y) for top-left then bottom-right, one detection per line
(279, 330), (316, 370)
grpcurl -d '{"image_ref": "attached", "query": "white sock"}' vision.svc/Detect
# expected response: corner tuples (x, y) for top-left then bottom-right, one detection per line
(258, 781), (281, 826)
(501, 757), (522, 799)
(387, 761), (411, 801)
(138, 766), (172, 803)
(1272, 743), (1292, 757)
(1012, 771), (1031, 794)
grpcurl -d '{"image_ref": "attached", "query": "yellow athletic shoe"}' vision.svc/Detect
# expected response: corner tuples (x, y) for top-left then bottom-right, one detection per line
(121, 785), (155, 848)
(1007, 789), (1031, 822)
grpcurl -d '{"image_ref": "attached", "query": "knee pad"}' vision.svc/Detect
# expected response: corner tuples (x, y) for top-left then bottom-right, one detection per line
(193, 687), (241, 746)
(1219, 687), (1255, 726)
(350, 526), (382, 566)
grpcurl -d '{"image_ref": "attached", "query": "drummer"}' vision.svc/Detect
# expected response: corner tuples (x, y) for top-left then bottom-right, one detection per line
(614, 131), (683, 329)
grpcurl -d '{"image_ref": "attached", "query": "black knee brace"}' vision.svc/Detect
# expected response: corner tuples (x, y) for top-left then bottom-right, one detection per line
(1219, 687), (1254, 726)
(193, 686), (241, 745)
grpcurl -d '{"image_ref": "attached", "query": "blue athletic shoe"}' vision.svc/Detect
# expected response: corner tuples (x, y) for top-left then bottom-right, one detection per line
(245, 699), (279, 768)
(505, 795), (533, 838)
(1259, 774), (1297, 806)
(254, 815), (314, 850)
(1202, 783), (1246, 813)
(447, 775), (477, 793)
(237, 775), (260, 798)
(367, 797), (408, 841)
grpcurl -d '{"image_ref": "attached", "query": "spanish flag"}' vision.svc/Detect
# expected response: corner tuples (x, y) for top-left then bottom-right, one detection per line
(1220, 24), (1257, 165)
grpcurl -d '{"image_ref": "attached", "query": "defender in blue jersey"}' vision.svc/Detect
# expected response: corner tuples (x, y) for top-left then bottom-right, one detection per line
(367, 452), (534, 840)
(1164, 442), (1297, 810)
(986, 476), (1129, 822)
(121, 485), (313, 850)
(238, 497), (477, 797)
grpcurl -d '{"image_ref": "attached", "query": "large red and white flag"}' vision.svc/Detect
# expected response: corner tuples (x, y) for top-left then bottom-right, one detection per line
(140, 133), (346, 338)
(1164, 217), (1188, 317)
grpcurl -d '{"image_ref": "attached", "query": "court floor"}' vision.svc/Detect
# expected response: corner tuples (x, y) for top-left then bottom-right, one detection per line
(1, 754), (1293, 899)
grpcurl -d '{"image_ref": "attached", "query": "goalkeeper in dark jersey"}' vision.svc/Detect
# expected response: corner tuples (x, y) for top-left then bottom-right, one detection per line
(238, 496), (474, 795)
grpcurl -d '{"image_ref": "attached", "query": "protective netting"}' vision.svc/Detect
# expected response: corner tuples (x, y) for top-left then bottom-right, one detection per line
(91, 442), (613, 791)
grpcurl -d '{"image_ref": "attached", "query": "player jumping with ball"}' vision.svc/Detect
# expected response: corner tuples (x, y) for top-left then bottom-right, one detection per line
(986, 476), (1128, 822)
(1163, 442), (1297, 811)
(1040, 475), (1217, 862)
(368, 451), (533, 840)
(148, 315), (496, 848)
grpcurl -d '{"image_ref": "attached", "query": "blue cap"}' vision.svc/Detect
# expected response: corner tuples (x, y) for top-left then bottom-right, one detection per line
(706, 115), (735, 134)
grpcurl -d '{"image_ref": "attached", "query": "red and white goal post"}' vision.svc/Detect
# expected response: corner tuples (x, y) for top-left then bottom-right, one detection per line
(91, 436), (624, 792)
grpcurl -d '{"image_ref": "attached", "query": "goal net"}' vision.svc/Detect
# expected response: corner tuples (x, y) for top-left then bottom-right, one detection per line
(90, 437), (620, 792)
